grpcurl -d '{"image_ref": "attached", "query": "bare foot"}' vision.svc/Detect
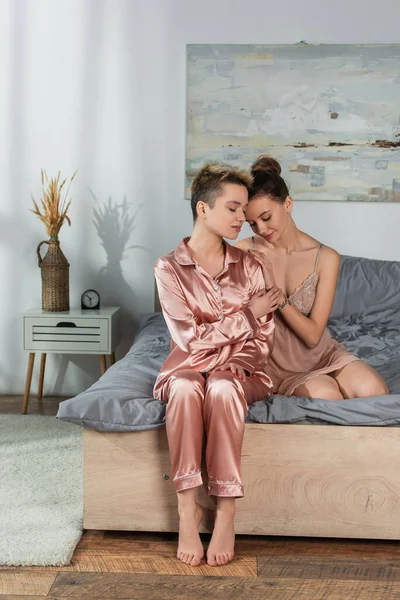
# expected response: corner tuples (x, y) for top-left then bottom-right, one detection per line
(207, 498), (235, 566)
(177, 503), (204, 566)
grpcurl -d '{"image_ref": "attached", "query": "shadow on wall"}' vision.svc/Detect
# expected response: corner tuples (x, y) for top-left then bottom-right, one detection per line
(90, 190), (148, 357)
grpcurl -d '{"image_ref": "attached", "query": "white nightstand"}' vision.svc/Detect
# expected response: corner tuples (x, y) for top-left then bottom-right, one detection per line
(22, 307), (121, 414)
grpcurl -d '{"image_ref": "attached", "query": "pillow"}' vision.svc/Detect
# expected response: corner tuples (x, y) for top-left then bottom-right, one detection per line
(331, 255), (400, 324)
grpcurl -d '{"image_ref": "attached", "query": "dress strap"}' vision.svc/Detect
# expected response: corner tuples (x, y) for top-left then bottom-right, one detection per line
(251, 236), (256, 248)
(313, 244), (323, 272)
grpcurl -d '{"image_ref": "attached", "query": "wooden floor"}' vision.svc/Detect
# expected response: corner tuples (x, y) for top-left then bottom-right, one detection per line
(3, 395), (400, 599)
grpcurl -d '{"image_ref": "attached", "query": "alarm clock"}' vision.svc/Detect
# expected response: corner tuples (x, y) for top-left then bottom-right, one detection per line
(81, 289), (100, 310)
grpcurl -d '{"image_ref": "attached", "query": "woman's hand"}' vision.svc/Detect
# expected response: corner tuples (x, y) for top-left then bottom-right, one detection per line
(248, 286), (283, 319)
(212, 362), (247, 382)
(248, 248), (276, 290)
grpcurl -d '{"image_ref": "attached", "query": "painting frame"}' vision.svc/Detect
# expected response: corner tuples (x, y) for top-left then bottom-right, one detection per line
(186, 44), (400, 202)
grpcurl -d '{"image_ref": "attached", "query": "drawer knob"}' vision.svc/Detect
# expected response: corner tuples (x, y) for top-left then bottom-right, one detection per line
(56, 322), (77, 328)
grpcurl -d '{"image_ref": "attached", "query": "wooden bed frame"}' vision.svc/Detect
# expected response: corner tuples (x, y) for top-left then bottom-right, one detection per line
(84, 424), (400, 538)
(83, 295), (400, 539)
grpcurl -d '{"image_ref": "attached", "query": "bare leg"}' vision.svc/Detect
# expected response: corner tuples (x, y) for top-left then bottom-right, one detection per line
(176, 487), (204, 566)
(207, 497), (236, 566)
(333, 360), (388, 398)
(293, 374), (344, 400)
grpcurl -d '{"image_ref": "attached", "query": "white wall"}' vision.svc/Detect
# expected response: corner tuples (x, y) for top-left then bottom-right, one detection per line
(0, 0), (399, 395)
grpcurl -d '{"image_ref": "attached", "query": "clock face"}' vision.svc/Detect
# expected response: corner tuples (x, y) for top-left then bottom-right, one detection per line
(81, 289), (100, 309)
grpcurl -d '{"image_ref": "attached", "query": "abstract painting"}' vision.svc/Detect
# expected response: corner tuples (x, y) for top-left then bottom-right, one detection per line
(186, 44), (400, 201)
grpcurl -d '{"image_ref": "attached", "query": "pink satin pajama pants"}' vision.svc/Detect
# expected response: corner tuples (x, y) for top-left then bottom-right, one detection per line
(160, 369), (269, 497)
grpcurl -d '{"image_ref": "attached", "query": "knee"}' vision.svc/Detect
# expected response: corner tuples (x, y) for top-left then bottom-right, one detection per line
(353, 375), (389, 398)
(318, 389), (345, 401)
(378, 380), (390, 396)
(299, 380), (344, 401)
(206, 371), (237, 398)
(168, 370), (205, 399)
(310, 385), (344, 401)
(205, 372), (246, 413)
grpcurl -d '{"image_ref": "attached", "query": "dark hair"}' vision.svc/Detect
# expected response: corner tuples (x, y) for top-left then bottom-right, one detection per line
(190, 162), (252, 221)
(249, 155), (289, 204)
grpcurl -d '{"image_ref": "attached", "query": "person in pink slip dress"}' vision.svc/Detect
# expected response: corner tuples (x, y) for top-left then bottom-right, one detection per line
(236, 155), (388, 400)
(154, 163), (277, 567)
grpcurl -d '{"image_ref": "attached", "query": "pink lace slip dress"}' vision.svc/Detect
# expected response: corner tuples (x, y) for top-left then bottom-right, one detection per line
(254, 240), (359, 395)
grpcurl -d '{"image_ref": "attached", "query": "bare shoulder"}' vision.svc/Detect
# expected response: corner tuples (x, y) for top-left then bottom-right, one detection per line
(319, 244), (340, 275)
(320, 244), (340, 264)
(235, 237), (253, 251)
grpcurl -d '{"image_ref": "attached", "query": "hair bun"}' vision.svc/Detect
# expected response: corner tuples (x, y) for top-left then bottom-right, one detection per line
(251, 155), (281, 176)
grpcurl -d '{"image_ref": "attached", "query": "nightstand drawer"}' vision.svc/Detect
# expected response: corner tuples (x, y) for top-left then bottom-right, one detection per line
(24, 316), (109, 352)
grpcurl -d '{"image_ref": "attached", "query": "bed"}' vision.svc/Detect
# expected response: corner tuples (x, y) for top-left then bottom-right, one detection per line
(58, 254), (400, 538)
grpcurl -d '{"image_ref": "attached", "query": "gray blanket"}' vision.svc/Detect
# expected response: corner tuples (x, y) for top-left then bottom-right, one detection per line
(57, 311), (400, 431)
(58, 254), (400, 431)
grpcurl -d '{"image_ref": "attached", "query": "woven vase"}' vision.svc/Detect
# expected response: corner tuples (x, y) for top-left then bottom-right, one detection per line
(37, 237), (70, 311)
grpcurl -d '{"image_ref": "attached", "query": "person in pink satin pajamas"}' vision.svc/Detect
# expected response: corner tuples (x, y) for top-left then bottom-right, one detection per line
(154, 163), (278, 567)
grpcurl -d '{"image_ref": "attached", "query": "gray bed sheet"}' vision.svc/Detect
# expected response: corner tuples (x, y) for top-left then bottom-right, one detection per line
(57, 312), (400, 431)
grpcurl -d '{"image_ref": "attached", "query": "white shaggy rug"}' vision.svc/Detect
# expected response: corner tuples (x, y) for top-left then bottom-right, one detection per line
(0, 414), (83, 566)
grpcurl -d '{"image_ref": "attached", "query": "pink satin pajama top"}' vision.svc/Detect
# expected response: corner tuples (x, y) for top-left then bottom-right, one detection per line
(153, 238), (275, 399)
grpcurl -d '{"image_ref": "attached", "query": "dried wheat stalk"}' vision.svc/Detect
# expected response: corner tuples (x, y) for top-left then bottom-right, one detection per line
(30, 169), (77, 238)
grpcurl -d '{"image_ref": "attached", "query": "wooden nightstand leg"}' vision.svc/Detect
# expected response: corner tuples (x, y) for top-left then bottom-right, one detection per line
(38, 353), (46, 399)
(100, 355), (107, 375)
(22, 353), (35, 414)
(110, 352), (116, 365)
